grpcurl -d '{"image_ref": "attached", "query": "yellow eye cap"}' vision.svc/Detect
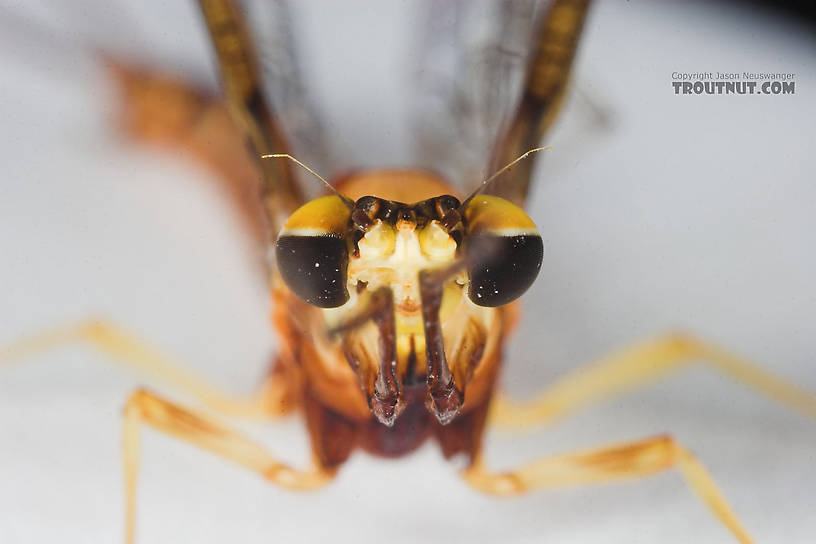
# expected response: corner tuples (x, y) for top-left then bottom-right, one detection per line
(464, 195), (538, 235)
(280, 195), (351, 237)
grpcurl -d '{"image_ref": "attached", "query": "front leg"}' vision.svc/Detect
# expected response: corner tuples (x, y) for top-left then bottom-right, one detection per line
(420, 268), (464, 425)
(123, 389), (334, 544)
(331, 287), (404, 426)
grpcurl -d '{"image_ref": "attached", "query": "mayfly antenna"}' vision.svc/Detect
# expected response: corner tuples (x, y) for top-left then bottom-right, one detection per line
(261, 153), (354, 208)
(460, 146), (551, 209)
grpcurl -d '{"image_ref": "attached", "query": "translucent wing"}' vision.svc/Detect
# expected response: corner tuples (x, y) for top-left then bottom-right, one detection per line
(199, 0), (329, 236)
(411, 0), (592, 206)
(243, 0), (334, 185)
(488, 0), (592, 206)
(410, 0), (541, 195)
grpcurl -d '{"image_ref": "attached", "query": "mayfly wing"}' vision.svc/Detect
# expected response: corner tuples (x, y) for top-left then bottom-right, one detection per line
(488, 0), (592, 206)
(411, 0), (540, 195)
(198, 0), (308, 236)
(243, 0), (334, 181)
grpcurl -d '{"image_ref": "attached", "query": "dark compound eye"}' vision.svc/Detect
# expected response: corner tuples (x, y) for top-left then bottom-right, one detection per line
(466, 232), (543, 307)
(275, 235), (349, 308)
(274, 196), (351, 308)
(463, 195), (543, 307)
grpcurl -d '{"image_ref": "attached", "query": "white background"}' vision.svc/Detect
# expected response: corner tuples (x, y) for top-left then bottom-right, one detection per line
(1, 1), (815, 543)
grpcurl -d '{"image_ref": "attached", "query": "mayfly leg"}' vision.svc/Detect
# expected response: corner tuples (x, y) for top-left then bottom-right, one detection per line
(464, 434), (753, 544)
(490, 333), (816, 428)
(197, 0), (304, 234)
(490, 0), (592, 205)
(124, 389), (333, 544)
(0, 320), (293, 419)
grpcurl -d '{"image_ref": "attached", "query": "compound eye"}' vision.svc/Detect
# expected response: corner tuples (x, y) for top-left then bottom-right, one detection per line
(463, 195), (543, 307)
(275, 196), (351, 308)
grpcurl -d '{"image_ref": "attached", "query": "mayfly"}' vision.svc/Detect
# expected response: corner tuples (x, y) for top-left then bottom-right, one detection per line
(2, 1), (815, 543)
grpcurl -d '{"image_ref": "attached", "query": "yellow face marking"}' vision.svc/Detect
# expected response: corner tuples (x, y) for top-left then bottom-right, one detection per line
(357, 220), (395, 259)
(349, 219), (457, 315)
(330, 217), (467, 377)
(418, 221), (458, 260)
(341, 215), (459, 355)
(464, 195), (538, 235)
(279, 195), (351, 237)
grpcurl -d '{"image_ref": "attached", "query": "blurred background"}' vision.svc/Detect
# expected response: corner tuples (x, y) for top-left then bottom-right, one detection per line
(0, 1), (814, 542)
